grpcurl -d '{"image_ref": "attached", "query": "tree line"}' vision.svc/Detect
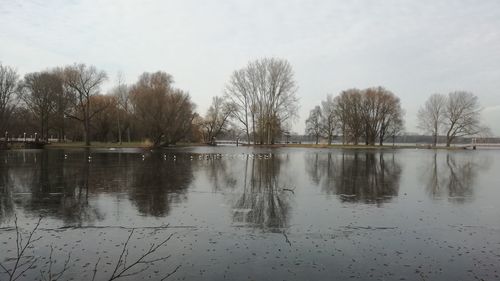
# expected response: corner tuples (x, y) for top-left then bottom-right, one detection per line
(0, 59), (490, 147)
(0, 63), (199, 146)
(306, 88), (489, 147)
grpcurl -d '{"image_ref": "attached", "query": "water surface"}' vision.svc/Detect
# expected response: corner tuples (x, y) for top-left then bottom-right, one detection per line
(1, 147), (499, 280)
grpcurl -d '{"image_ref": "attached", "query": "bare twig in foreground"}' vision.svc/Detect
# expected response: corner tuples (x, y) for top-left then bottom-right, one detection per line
(40, 245), (72, 281)
(97, 227), (178, 281)
(0, 215), (42, 281)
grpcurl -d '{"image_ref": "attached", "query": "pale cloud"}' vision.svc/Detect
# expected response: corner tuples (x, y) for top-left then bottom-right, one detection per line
(1, 0), (499, 135)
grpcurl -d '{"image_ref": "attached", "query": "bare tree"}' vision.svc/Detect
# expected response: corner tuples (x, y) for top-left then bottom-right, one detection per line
(332, 87), (403, 146)
(305, 105), (322, 144)
(201, 96), (235, 144)
(20, 72), (63, 140)
(0, 63), (19, 135)
(110, 73), (131, 144)
(225, 69), (254, 144)
(418, 91), (486, 147)
(225, 58), (299, 144)
(63, 64), (108, 146)
(372, 87), (404, 145)
(90, 94), (118, 142)
(130, 71), (196, 146)
(320, 94), (338, 145)
(417, 93), (447, 147)
(49, 67), (73, 142)
(443, 91), (483, 147)
(334, 89), (363, 145)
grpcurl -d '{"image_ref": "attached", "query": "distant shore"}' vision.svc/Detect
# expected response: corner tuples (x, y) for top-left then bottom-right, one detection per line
(36, 142), (479, 150)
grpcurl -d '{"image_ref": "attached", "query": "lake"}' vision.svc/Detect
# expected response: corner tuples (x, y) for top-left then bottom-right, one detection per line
(1, 147), (499, 280)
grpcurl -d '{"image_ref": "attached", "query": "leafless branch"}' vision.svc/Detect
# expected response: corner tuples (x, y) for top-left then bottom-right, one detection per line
(0, 215), (43, 281)
(160, 264), (181, 281)
(282, 231), (292, 247)
(91, 258), (101, 281)
(107, 230), (176, 281)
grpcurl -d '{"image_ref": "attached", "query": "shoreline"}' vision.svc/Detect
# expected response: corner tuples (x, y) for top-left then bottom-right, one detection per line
(26, 142), (480, 150)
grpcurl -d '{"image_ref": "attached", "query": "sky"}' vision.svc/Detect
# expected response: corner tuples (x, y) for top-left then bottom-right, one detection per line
(1, 0), (499, 135)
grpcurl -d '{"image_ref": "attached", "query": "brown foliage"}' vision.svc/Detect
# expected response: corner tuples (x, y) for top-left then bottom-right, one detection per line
(130, 72), (196, 146)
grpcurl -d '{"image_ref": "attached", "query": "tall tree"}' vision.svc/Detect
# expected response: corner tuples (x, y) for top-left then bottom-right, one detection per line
(371, 87), (404, 146)
(320, 94), (337, 145)
(90, 94), (117, 142)
(110, 73), (131, 144)
(417, 93), (447, 147)
(305, 105), (322, 144)
(333, 87), (403, 145)
(20, 71), (63, 140)
(225, 69), (253, 144)
(130, 71), (196, 146)
(334, 89), (363, 145)
(225, 58), (299, 144)
(443, 91), (482, 147)
(63, 64), (107, 145)
(0, 63), (19, 135)
(201, 96), (235, 143)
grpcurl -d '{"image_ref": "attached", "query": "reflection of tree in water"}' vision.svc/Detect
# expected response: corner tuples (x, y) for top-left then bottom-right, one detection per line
(0, 154), (14, 224)
(0, 151), (193, 224)
(0, 150), (104, 225)
(230, 155), (292, 230)
(3, 150), (103, 225)
(306, 151), (402, 205)
(422, 153), (488, 204)
(128, 154), (192, 217)
(203, 155), (237, 191)
(306, 153), (324, 186)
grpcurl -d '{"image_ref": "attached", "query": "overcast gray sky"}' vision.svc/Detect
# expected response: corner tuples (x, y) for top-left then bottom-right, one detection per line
(1, 0), (499, 135)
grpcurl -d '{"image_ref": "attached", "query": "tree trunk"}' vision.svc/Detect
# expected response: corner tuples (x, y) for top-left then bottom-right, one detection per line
(85, 101), (91, 146)
(251, 114), (256, 145)
(84, 121), (90, 146)
(433, 122), (438, 147)
(446, 130), (452, 147)
(117, 111), (122, 145)
(267, 121), (271, 145)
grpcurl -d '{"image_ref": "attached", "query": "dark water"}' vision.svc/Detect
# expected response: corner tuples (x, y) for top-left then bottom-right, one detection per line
(0, 147), (499, 280)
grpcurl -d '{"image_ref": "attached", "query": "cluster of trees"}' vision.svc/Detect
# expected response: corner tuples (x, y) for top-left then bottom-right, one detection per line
(306, 87), (404, 145)
(1, 58), (299, 146)
(0, 62), (199, 146)
(197, 58), (300, 145)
